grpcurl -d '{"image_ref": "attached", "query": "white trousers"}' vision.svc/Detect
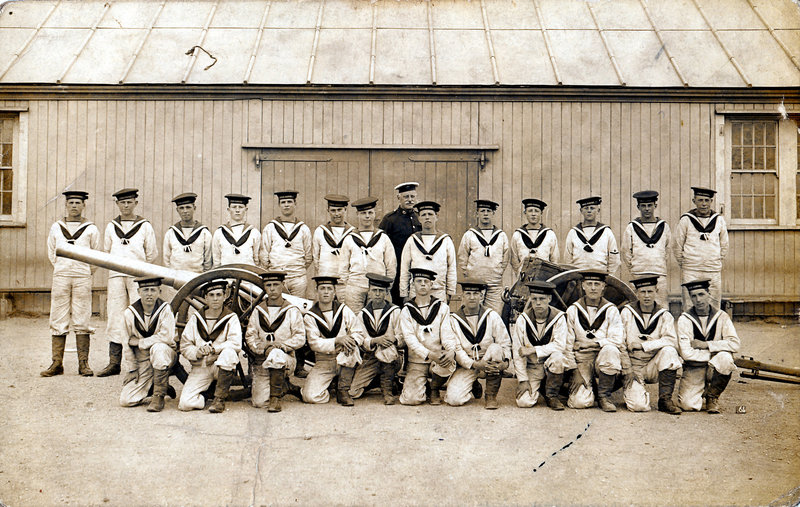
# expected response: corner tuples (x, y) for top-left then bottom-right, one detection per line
(301, 356), (342, 404)
(681, 269), (722, 310)
(119, 343), (176, 407)
(284, 275), (308, 299)
(515, 350), (566, 408)
(399, 362), (453, 406)
(677, 351), (736, 411)
(482, 285), (505, 315)
(106, 276), (139, 345)
(343, 282), (369, 312)
(567, 345), (622, 409)
(624, 346), (682, 412)
(444, 343), (505, 406)
(178, 348), (240, 411)
(49, 275), (93, 335)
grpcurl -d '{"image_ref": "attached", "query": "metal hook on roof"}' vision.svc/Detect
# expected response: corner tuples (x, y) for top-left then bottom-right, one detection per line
(185, 45), (217, 71)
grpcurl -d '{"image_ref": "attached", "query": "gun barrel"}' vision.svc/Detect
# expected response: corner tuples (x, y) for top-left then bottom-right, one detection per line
(735, 356), (800, 378)
(55, 243), (195, 290)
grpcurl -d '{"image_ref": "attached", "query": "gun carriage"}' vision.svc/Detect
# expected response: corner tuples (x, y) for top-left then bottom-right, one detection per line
(55, 243), (311, 395)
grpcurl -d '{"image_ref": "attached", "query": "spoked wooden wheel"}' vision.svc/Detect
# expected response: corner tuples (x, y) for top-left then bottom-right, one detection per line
(545, 268), (638, 311)
(171, 265), (267, 395)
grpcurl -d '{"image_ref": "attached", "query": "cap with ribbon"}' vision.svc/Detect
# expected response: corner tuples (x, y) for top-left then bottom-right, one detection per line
(112, 188), (138, 201)
(63, 190), (89, 201)
(681, 279), (711, 292)
(324, 194), (350, 208)
(366, 272), (393, 288)
(274, 190), (299, 200)
(522, 198), (547, 210)
(576, 196), (602, 207)
(352, 197), (378, 211)
(632, 190), (658, 203)
(313, 275), (339, 286)
(172, 192), (197, 206)
(691, 186), (717, 198)
(134, 276), (162, 288)
(225, 194), (251, 205)
(414, 201), (441, 213)
(409, 267), (437, 281)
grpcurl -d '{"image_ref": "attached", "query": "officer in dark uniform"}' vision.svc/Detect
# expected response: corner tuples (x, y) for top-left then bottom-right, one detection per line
(379, 182), (421, 305)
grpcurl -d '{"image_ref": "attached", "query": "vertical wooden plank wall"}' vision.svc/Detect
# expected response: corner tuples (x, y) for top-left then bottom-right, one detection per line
(0, 98), (797, 305)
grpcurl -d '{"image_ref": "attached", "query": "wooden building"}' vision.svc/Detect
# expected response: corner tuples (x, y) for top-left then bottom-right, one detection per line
(0, 0), (798, 317)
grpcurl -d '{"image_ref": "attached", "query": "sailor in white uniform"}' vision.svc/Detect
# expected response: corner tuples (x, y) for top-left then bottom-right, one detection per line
(312, 194), (355, 302)
(211, 194), (261, 268)
(621, 191), (671, 308)
(510, 198), (560, 273)
(564, 196), (620, 275)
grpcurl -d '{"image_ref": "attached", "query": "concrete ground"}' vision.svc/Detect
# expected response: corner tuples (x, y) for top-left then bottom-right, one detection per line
(0, 316), (799, 507)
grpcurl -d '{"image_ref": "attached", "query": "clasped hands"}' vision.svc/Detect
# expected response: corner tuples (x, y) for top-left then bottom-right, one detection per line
(335, 334), (358, 354)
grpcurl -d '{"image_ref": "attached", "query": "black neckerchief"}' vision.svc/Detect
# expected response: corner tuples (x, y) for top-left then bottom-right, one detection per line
(218, 223), (253, 254)
(170, 221), (208, 252)
(307, 301), (346, 339)
(111, 216), (148, 245)
(360, 301), (399, 338)
(572, 223), (608, 253)
(520, 306), (563, 346)
(450, 306), (491, 348)
(516, 226), (551, 250)
(255, 301), (293, 341)
(682, 210), (720, 241)
(572, 298), (614, 338)
(630, 219), (667, 248)
(469, 227), (503, 257)
(351, 230), (384, 250)
(129, 299), (169, 338)
(682, 307), (722, 342)
(271, 219), (305, 248)
(405, 298), (443, 335)
(410, 232), (450, 261)
(319, 223), (355, 255)
(624, 302), (667, 336)
(58, 220), (93, 245)
(196, 308), (237, 343)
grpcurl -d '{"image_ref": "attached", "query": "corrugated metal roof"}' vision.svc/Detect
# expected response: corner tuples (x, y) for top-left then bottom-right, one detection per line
(0, 0), (798, 87)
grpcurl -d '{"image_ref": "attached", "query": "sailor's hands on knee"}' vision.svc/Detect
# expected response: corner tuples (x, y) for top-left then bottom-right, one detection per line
(576, 337), (600, 351)
(487, 359), (508, 374)
(472, 359), (487, 373)
(630, 341), (644, 351)
(374, 336), (393, 349)
(123, 369), (139, 385)
(519, 345), (536, 357)
(335, 335), (357, 354)
(691, 339), (709, 350)
(128, 337), (139, 347)
(516, 380), (531, 397)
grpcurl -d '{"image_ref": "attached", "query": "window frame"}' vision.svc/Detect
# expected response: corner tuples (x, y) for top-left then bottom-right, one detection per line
(0, 111), (27, 227)
(719, 112), (799, 229)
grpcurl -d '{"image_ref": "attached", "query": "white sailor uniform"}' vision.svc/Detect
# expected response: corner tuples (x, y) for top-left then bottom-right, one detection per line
(510, 225), (560, 272)
(260, 219), (313, 297)
(399, 232), (457, 301)
(339, 229), (397, 312)
(563, 223), (621, 274)
(119, 299), (177, 407)
(212, 223), (261, 268)
(621, 219), (671, 307)
(673, 210), (729, 308)
(312, 222), (355, 300)
(457, 227), (510, 313)
(349, 301), (403, 398)
(104, 216), (158, 345)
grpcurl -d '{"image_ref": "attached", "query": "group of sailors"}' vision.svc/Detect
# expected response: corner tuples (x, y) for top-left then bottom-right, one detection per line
(42, 181), (738, 414)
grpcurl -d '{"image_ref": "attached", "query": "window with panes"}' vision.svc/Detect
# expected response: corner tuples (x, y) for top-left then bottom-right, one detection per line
(0, 115), (14, 216)
(730, 120), (778, 220)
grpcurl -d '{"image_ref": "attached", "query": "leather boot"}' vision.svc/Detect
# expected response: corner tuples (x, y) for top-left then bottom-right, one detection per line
(657, 369), (681, 415)
(41, 335), (67, 377)
(171, 361), (189, 384)
(597, 372), (617, 412)
(545, 372), (566, 411)
(209, 369), (234, 413)
(96, 342), (122, 377)
(75, 334), (94, 377)
(471, 380), (483, 400)
(337, 367), (356, 407)
(147, 368), (170, 412)
(484, 374), (502, 410)
(429, 374), (447, 405)
(380, 361), (398, 405)
(268, 368), (285, 413)
(294, 346), (310, 378)
(705, 370), (731, 414)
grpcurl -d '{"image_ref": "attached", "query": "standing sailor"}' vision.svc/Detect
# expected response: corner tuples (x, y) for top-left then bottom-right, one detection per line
(457, 200), (510, 313)
(163, 192), (212, 273)
(339, 197), (397, 312)
(245, 271), (306, 412)
(565, 270), (627, 412)
(118, 277), (178, 412)
(43, 190), (101, 377)
(301, 276), (366, 406)
(398, 268), (458, 406)
(620, 275), (682, 414)
(673, 187), (729, 309)
(379, 182), (421, 305)
(398, 201), (457, 303)
(510, 198), (560, 273)
(178, 280), (242, 413)
(512, 281), (573, 411)
(564, 196), (621, 274)
(348, 273), (404, 404)
(445, 278), (512, 409)
(261, 190), (313, 298)
(312, 194), (355, 301)
(98, 188), (158, 377)
(621, 191), (671, 308)
(676, 279), (740, 413)
(212, 194), (261, 268)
